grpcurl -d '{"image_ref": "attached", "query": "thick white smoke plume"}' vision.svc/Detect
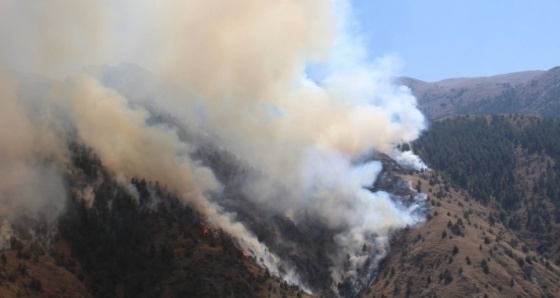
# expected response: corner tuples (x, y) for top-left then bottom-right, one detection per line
(0, 0), (426, 294)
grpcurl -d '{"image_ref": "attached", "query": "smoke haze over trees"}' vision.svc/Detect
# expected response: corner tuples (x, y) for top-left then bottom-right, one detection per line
(0, 0), (429, 296)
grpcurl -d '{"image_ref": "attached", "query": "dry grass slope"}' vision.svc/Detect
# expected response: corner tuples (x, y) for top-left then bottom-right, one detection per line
(361, 171), (560, 298)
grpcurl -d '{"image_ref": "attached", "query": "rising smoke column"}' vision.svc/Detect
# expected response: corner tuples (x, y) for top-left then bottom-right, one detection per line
(0, 0), (115, 249)
(0, 0), (427, 293)
(139, 0), (426, 287)
(0, 73), (67, 249)
(0, 0), (293, 279)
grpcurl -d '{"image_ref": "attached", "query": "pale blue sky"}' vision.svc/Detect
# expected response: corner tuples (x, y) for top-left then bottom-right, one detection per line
(351, 0), (560, 82)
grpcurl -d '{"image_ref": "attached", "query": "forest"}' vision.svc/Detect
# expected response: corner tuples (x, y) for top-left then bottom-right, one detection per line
(414, 115), (560, 264)
(6, 142), (300, 297)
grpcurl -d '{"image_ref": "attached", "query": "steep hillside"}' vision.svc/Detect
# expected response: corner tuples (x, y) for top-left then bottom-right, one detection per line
(359, 115), (560, 297)
(362, 171), (560, 298)
(0, 136), (426, 297)
(414, 115), (560, 264)
(0, 214), (308, 298)
(400, 67), (560, 119)
(0, 64), (429, 297)
(0, 143), (310, 298)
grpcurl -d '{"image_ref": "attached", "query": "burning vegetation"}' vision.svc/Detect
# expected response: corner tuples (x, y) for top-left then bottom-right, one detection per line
(0, 0), (428, 296)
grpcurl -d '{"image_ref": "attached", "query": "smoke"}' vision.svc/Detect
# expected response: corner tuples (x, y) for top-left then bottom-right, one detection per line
(394, 150), (429, 171)
(52, 72), (293, 276)
(0, 0), (427, 295)
(0, 72), (66, 246)
(0, 0), (114, 79)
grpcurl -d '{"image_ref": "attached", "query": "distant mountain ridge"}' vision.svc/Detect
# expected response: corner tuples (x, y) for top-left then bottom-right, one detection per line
(400, 66), (560, 119)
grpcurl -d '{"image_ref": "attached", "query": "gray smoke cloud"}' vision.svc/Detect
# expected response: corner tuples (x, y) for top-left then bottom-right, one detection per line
(0, 73), (66, 249)
(0, 0), (426, 293)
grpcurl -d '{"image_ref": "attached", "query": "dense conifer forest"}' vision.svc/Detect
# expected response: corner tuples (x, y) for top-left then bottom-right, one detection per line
(2, 142), (303, 297)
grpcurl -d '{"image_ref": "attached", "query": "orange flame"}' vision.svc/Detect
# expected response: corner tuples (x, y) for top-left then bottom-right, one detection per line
(242, 250), (249, 258)
(203, 226), (209, 236)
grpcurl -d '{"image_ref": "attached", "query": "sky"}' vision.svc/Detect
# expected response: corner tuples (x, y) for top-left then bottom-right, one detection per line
(351, 0), (560, 82)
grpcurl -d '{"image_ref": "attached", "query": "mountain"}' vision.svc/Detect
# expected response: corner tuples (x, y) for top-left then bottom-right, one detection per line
(4, 63), (560, 297)
(361, 169), (560, 298)
(7, 114), (560, 298)
(414, 115), (560, 265)
(0, 63), (430, 297)
(360, 114), (560, 297)
(0, 142), (311, 298)
(0, 136), (427, 297)
(400, 67), (560, 119)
